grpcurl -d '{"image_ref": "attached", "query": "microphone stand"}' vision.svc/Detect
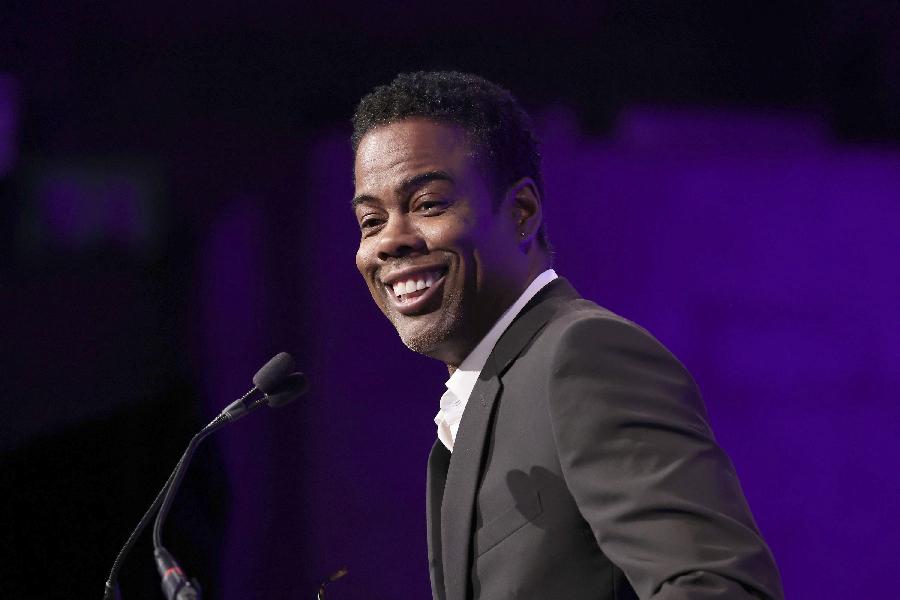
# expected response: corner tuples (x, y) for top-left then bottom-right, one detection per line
(103, 352), (304, 599)
(151, 396), (270, 599)
(103, 412), (232, 600)
(150, 413), (234, 599)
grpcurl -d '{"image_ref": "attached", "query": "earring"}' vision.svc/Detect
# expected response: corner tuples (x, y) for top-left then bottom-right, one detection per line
(520, 232), (526, 238)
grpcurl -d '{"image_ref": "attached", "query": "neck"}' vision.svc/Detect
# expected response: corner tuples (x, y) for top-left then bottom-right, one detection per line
(440, 260), (552, 373)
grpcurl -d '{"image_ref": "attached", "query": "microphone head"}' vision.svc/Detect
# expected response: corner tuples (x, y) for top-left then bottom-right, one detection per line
(265, 372), (308, 408)
(253, 352), (296, 393)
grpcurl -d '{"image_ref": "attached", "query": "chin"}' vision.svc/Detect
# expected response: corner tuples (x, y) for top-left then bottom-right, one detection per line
(391, 305), (463, 361)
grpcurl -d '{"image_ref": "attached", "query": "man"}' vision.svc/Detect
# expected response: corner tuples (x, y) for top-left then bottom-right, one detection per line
(351, 71), (783, 600)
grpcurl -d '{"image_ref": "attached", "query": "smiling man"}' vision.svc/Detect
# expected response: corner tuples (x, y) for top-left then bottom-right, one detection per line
(351, 72), (783, 600)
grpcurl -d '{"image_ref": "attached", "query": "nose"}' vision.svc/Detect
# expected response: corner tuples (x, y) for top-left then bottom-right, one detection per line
(376, 214), (426, 261)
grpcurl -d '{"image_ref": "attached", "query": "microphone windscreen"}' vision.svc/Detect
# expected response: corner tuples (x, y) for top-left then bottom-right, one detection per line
(253, 352), (296, 393)
(265, 372), (308, 408)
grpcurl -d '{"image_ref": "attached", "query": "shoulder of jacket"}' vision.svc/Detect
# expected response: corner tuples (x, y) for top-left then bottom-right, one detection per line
(541, 298), (647, 339)
(535, 298), (685, 367)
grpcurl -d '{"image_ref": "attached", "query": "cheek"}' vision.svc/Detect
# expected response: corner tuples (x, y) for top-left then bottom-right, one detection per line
(355, 240), (374, 275)
(423, 213), (479, 252)
(356, 245), (385, 297)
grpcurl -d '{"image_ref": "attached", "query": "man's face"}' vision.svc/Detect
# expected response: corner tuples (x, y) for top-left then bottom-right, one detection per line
(353, 118), (528, 366)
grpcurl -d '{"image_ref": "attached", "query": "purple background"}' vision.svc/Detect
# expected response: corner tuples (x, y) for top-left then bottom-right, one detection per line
(2, 3), (899, 599)
(283, 109), (900, 600)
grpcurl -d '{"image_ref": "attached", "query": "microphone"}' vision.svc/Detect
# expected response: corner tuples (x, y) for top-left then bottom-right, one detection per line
(220, 369), (308, 421)
(103, 353), (308, 600)
(262, 372), (308, 408)
(252, 351), (296, 393)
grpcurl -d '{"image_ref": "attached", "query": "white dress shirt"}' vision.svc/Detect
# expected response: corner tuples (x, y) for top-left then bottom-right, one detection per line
(435, 269), (558, 451)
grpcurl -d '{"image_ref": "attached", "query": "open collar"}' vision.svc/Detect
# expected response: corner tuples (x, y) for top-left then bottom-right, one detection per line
(437, 270), (559, 451)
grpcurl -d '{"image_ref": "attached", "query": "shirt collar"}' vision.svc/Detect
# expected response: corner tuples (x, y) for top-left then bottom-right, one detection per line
(444, 269), (558, 401)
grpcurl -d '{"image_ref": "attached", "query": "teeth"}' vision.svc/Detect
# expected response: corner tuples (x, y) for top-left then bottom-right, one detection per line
(388, 270), (443, 298)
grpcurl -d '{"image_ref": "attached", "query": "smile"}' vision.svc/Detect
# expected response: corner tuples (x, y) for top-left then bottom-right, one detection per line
(381, 266), (449, 315)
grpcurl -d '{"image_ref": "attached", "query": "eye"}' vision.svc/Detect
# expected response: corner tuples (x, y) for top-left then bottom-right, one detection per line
(359, 215), (385, 231)
(415, 198), (448, 214)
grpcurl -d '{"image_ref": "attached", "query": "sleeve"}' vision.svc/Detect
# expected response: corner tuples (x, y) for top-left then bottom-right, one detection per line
(547, 315), (784, 599)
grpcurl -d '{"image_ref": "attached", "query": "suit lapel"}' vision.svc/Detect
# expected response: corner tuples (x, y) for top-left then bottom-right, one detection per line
(438, 278), (581, 600)
(427, 440), (451, 600)
(440, 375), (502, 600)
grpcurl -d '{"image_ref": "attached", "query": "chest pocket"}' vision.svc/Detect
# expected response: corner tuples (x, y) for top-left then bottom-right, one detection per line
(474, 490), (543, 557)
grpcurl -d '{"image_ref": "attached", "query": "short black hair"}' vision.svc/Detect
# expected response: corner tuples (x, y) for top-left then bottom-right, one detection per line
(352, 71), (548, 246)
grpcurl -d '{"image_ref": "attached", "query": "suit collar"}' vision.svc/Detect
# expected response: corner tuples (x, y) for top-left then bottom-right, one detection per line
(483, 277), (580, 378)
(432, 277), (580, 600)
(444, 269), (559, 400)
(437, 270), (560, 453)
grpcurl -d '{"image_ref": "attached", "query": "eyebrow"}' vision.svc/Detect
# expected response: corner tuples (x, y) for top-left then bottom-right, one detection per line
(351, 170), (455, 209)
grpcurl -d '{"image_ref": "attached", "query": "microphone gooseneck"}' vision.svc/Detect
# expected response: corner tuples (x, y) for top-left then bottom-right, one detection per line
(151, 414), (229, 550)
(103, 353), (307, 600)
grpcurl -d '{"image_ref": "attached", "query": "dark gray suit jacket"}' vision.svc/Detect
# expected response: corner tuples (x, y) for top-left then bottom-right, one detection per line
(426, 279), (783, 600)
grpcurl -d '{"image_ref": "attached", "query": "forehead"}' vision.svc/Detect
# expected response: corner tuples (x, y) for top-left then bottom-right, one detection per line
(354, 118), (477, 192)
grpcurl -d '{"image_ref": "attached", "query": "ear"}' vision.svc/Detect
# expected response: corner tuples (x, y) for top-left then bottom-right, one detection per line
(504, 177), (542, 244)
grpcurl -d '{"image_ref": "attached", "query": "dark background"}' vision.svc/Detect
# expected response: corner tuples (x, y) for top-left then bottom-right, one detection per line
(2, 2), (898, 599)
